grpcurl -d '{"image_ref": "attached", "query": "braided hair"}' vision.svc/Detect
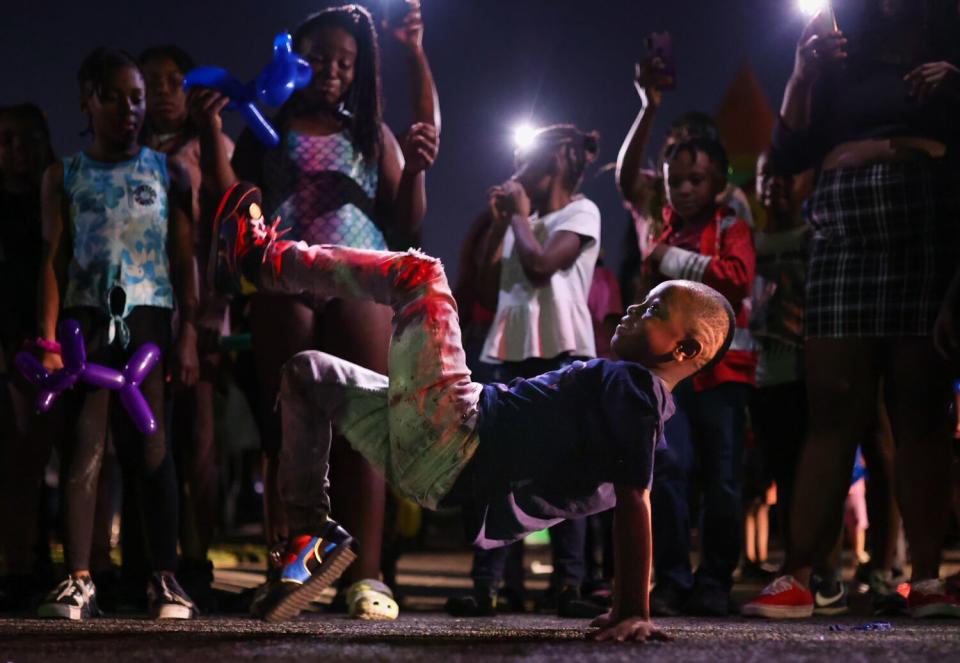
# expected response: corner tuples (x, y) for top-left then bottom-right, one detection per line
(662, 136), (730, 184)
(292, 4), (383, 162)
(77, 47), (141, 136)
(520, 124), (600, 193)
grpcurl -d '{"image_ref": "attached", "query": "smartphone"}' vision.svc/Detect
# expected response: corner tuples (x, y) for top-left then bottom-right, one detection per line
(812, 4), (839, 36)
(381, 0), (418, 29)
(644, 31), (676, 91)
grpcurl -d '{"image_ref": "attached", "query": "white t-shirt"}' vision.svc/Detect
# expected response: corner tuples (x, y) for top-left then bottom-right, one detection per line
(482, 197), (601, 363)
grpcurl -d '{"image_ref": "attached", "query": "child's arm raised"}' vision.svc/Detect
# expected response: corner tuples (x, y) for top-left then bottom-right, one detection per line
(37, 162), (68, 372)
(389, 1), (441, 131)
(590, 484), (670, 643)
(616, 59), (669, 205)
(167, 159), (199, 388)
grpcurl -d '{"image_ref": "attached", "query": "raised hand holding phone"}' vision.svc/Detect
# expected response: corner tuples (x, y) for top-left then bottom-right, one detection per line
(634, 32), (676, 109)
(794, 12), (847, 83)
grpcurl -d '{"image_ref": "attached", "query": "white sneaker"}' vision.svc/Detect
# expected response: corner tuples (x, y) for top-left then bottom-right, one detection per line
(147, 573), (198, 619)
(38, 576), (101, 620)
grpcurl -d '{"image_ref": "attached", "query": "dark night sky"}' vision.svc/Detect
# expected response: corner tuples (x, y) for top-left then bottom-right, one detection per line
(2, 1), (804, 280)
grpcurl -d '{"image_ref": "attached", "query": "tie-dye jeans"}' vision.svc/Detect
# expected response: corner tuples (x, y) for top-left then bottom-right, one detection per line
(263, 240), (483, 533)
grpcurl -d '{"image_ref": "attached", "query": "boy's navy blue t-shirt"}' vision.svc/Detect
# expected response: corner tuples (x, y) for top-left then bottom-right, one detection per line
(468, 358), (675, 549)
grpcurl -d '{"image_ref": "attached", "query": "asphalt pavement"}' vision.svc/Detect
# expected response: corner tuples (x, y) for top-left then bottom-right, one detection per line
(2, 613), (959, 662)
(3, 548), (959, 661)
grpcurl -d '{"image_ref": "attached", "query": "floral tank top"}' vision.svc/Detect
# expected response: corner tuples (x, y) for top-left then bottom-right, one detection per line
(63, 147), (173, 344)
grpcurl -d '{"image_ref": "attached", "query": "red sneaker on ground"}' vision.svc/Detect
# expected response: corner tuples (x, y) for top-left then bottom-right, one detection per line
(907, 579), (960, 618)
(741, 575), (814, 619)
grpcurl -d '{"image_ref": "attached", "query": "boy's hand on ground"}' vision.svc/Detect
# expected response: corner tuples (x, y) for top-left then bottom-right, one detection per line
(590, 616), (671, 643)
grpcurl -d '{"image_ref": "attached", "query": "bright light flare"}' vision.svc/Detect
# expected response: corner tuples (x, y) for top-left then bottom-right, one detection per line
(513, 123), (538, 151)
(796, 0), (830, 17)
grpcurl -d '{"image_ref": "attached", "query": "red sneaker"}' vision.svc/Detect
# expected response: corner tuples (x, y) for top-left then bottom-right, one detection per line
(907, 579), (960, 618)
(741, 575), (814, 618)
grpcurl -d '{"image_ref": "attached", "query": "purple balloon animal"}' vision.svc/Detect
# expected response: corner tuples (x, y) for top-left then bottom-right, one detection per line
(14, 319), (161, 435)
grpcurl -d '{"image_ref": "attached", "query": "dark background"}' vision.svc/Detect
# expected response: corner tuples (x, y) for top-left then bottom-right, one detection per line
(1, 0), (802, 280)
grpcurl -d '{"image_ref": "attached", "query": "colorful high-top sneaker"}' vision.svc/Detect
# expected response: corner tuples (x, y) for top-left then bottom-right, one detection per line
(209, 182), (285, 295)
(257, 519), (357, 623)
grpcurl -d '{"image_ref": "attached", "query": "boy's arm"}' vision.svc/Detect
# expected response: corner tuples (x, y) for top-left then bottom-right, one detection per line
(591, 484), (669, 643)
(390, 3), (441, 130)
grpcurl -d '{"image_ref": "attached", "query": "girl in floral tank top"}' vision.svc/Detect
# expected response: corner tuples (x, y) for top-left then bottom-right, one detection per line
(36, 48), (199, 620)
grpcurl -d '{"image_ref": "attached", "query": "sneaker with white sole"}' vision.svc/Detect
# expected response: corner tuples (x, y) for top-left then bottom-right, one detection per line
(258, 519), (357, 623)
(812, 577), (849, 615)
(37, 576), (101, 620)
(147, 573), (198, 619)
(741, 575), (814, 618)
(907, 578), (960, 618)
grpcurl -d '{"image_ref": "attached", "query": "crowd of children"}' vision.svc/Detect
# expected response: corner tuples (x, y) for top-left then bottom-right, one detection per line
(1, 0), (960, 643)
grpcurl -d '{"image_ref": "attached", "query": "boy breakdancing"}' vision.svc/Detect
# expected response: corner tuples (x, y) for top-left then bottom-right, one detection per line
(211, 182), (735, 641)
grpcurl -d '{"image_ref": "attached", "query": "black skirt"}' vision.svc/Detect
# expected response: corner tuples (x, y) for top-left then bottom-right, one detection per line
(804, 160), (960, 338)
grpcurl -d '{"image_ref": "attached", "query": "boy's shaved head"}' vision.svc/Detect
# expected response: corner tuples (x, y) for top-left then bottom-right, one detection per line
(668, 281), (736, 373)
(611, 280), (735, 389)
